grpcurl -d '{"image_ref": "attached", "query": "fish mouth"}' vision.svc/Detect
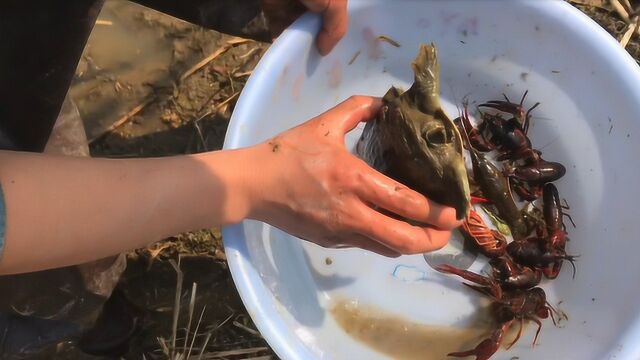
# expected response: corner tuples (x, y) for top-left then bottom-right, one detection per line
(449, 164), (471, 220)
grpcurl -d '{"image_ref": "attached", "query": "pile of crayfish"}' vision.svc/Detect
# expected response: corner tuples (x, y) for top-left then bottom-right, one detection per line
(437, 92), (577, 360)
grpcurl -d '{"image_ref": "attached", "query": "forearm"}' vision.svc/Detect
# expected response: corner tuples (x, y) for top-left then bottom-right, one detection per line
(0, 149), (254, 274)
(0, 96), (462, 274)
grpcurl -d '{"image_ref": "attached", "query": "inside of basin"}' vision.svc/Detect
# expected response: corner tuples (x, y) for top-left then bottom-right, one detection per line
(224, 1), (640, 359)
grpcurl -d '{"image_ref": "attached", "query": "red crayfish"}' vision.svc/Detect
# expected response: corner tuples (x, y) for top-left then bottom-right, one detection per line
(503, 160), (566, 201)
(436, 91), (575, 360)
(455, 91), (540, 163)
(479, 90), (539, 134)
(480, 91), (566, 201)
(460, 209), (507, 258)
(506, 237), (577, 279)
(507, 183), (577, 279)
(436, 261), (554, 360)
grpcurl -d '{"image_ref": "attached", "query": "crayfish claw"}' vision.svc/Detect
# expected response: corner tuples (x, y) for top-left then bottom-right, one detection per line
(448, 329), (504, 360)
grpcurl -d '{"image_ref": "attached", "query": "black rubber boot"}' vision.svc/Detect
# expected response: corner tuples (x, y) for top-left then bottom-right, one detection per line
(77, 288), (145, 357)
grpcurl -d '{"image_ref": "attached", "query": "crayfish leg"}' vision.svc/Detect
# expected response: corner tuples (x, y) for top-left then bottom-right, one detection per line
(462, 283), (500, 300)
(512, 181), (539, 202)
(567, 255), (578, 279)
(544, 302), (558, 326)
(435, 264), (502, 299)
(506, 318), (524, 350)
(563, 212), (577, 228)
(544, 301), (568, 326)
(529, 316), (544, 347)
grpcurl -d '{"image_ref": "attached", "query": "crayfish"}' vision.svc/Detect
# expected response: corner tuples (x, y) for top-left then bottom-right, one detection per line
(458, 106), (528, 239)
(475, 112), (540, 163)
(454, 91), (540, 163)
(506, 183), (578, 279)
(503, 160), (566, 201)
(542, 183), (575, 247)
(479, 91), (539, 135)
(478, 91), (566, 201)
(490, 256), (542, 290)
(437, 258), (541, 296)
(436, 262), (554, 360)
(460, 209), (507, 258)
(433, 88), (574, 360)
(506, 237), (577, 279)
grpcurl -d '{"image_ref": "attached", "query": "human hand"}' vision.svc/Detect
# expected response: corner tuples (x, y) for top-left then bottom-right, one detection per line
(260, 0), (347, 55)
(242, 96), (461, 257)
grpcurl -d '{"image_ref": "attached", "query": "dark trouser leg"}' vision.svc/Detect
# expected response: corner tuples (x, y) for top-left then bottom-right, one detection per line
(131, 0), (270, 41)
(0, 0), (104, 153)
(0, 0), (269, 153)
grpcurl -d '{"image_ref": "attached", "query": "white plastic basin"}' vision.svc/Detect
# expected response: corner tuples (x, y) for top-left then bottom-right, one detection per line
(222, 1), (640, 359)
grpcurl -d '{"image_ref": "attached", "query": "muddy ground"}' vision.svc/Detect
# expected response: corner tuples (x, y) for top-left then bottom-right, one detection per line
(37, 1), (640, 359)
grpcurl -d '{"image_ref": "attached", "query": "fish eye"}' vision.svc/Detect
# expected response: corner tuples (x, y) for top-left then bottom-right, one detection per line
(423, 127), (449, 146)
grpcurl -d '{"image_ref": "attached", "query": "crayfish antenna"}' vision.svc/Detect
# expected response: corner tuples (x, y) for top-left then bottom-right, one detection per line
(458, 103), (474, 152)
(525, 101), (541, 118)
(521, 90), (540, 133)
(519, 90), (528, 106)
